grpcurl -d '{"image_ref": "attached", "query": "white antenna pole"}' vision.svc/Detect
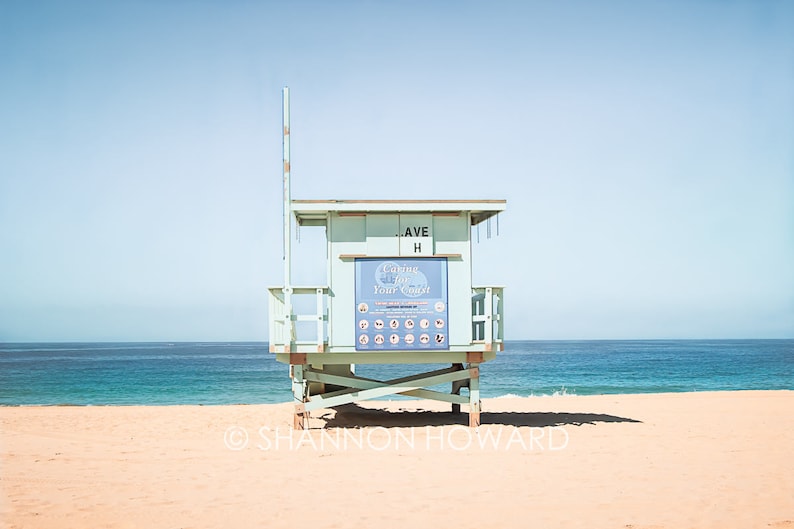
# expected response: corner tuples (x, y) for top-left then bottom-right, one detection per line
(282, 86), (293, 349)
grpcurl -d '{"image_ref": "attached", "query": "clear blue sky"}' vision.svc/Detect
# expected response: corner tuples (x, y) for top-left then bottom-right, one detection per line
(1, 0), (792, 341)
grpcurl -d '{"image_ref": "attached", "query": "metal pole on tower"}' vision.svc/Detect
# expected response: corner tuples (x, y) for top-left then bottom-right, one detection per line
(282, 86), (293, 349)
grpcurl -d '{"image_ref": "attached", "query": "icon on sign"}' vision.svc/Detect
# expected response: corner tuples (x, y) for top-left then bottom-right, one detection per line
(358, 335), (369, 345)
(435, 334), (446, 344)
(374, 334), (385, 345)
(359, 320), (369, 330)
(404, 334), (415, 345)
(389, 334), (400, 345)
(358, 303), (369, 313)
(419, 318), (430, 329)
(434, 318), (445, 329)
(405, 319), (415, 329)
(374, 319), (384, 330)
(419, 333), (430, 344)
(389, 319), (399, 329)
(375, 261), (401, 288)
(434, 301), (445, 312)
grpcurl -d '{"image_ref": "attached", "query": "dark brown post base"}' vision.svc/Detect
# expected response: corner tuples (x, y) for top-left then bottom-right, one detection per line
(451, 363), (466, 414)
(293, 404), (307, 430)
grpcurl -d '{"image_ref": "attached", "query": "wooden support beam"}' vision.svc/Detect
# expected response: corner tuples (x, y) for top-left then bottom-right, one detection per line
(275, 350), (497, 366)
(293, 403), (307, 430)
(288, 360), (486, 427)
(289, 353), (307, 365)
(292, 364), (308, 429)
(309, 377), (470, 405)
(466, 352), (484, 363)
(469, 362), (481, 428)
(451, 363), (465, 414)
(302, 367), (474, 412)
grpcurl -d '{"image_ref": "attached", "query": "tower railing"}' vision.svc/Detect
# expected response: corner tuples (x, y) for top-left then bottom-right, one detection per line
(268, 285), (503, 352)
(268, 286), (328, 353)
(471, 286), (504, 351)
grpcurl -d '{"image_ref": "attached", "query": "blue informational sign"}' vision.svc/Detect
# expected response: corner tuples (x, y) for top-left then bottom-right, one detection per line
(355, 257), (449, 351)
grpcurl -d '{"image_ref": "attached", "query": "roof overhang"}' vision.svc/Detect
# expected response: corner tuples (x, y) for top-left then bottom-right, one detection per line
(292, 199), (506, 227)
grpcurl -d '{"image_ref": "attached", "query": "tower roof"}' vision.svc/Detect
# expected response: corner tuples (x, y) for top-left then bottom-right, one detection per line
(291, 199), (506, 227)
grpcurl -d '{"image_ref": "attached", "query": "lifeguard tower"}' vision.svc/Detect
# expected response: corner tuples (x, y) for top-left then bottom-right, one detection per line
(268, 88), (505, 428)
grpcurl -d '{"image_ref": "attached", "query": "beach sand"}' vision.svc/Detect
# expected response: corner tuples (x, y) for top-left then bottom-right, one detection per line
(2, 390), (793, 528)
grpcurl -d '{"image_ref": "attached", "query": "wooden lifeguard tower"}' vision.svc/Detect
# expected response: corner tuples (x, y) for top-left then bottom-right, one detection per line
(268, 88), (505, 428)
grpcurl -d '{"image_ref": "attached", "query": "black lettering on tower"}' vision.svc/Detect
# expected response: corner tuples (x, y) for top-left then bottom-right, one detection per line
(414, 242), (422, 253)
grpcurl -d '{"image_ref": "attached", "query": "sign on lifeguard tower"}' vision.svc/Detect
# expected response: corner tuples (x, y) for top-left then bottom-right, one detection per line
(355, 258), (448, 351)
(268, 88), (506, 429)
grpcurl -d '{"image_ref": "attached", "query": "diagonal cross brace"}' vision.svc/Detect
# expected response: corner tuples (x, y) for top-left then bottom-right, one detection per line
(307, 373), (470, 405)
(302, 366), (475, 412)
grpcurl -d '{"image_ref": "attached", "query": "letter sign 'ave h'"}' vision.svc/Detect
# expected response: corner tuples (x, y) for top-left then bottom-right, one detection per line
(399, 214), (432, 256)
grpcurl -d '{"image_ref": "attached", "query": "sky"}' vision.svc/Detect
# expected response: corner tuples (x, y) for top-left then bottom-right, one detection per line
(1, 0), (792, 341)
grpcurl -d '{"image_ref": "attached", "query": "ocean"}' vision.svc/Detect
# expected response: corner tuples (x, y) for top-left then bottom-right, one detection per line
(1, 340), (792, 406)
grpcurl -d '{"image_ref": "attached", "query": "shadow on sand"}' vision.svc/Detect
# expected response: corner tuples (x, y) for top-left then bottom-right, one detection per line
(318, 403), (642, 429)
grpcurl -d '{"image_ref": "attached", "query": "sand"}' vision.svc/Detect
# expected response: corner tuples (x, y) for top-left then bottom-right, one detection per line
(2, 390), (793, 529)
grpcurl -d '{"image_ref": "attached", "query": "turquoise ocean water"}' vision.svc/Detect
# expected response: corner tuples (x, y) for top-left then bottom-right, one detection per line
(1, 340), (792, 406)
